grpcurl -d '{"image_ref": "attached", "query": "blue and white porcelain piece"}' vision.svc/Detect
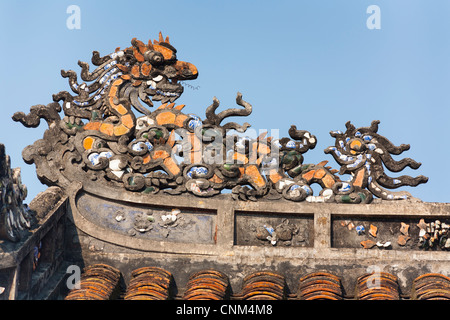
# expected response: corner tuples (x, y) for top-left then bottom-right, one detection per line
(356, 225), (365, 235)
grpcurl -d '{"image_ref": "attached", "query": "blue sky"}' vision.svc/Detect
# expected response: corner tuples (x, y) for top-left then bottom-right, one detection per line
(0, 0), (449, 203)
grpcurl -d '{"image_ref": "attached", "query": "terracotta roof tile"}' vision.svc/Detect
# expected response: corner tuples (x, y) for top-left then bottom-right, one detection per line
(297, 271), (343, 300)
(65, 264), (121, 300)
(64, 264), (450, 300)
(240, 271), (287, 300)
(124, 267), (174, 300)
(183, 269), (230, 300)
(356, 272), (400, 300)
(412, 273), (450, 300)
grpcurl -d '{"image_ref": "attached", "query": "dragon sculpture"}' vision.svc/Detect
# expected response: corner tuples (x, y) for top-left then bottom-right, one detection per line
(0, 144), (34, 241)
(12, 33), (428, 204)
(325, 120), (428, 202)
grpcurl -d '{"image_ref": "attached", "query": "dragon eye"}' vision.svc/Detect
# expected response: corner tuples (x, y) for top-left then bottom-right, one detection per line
(350, 139), (362, 150)
(144, 51), (164, 64)
(348, 138), (366, 154)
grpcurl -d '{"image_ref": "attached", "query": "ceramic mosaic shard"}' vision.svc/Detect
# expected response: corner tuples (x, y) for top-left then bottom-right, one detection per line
(417, 219), (450, 250)
(356, 225), (365, 235)
(398, 235), (411, 246)
(360, 239), (376, 249)
(400, 222), (409, 235)
(417, 219), (427, 230)
(369, 224), (378, 238)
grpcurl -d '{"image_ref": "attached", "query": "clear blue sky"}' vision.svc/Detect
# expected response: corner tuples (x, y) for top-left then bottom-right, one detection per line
(1, 0), (449, 203)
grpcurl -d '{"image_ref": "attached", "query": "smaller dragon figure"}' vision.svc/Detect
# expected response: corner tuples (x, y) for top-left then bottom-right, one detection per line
(325, 120), (428, 202)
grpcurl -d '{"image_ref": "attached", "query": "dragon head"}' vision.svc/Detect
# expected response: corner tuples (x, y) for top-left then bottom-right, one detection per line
(118, 32), (198, 106)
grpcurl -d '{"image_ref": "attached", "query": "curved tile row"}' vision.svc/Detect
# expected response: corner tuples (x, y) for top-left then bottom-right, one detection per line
(356, 272), (400, 300)
(124, 267), (174, 300)
(64, 264), (450, 300)
(65, 264), (121, 300)
(240, 271), (287, 300)
(297, 271), (344, 300)
(411, 273), (450, 300)
(183, 269), (230, 300)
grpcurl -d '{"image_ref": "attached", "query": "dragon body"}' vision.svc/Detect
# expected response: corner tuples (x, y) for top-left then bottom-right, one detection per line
(13, 33), (427, 203)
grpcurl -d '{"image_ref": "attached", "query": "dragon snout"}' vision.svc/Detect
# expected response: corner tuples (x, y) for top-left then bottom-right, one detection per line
(174, 61), (198, 80)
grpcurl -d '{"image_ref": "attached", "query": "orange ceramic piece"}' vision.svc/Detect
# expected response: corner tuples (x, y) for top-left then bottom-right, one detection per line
(232, 152), (248, 164)
(84, 122), (101, 131)
(153, 44), (174, 60)
(116, 64), (129, 72)
(209, 174), (223, 184)
(350, 139), (362, 149)
(191, 136), (202, 152)
(113, 124), (129, 136)
(132, 47), (145, 62)
(245, 165), (266, 188)
(153, 150), (169, 160)
(257, 143), (271, 156)
(360, 239), (376, 249)
(142, 155), (151, 164)
(121, 114), (134, 129)
(189, 150), (202, 164)
(302, 170), (315, 182)
(108, 84), (119, 97)
(163, 157), (180, 176)
(400, 222), (409, 235)
(156, 103), (168, 110)
(166, 131), (175, 147)
(115, 104), (128, 115)
(131, 65), (140, 78)
(100, 123), (114, 136)
(141, 62), (152, 76)
(322, 174), (336, 188)
(156, 111), (176, 126)
(369, 224), (378, 238)
(83, 137), (95, 150)
(314, 169), (326, 179)
(353, 168), (365, 188)
(398, 235), (410, 246)
(248, 142), (258, 164)
(268, 170), (283, 184)
(174, 114), (188, 127)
